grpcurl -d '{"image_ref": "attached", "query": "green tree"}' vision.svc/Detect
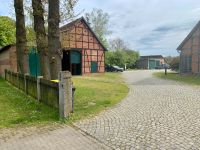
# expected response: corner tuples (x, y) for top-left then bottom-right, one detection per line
(105, 51), (114, 65)
(125, 50), (140, 69)
(85, 9), (111, 48)
(105, 50), (140, 69)
(0, 16), (16, 47)
(105, 51), (126, 67)
(0, 16), (37, 46)
(113, 51), (126, 67)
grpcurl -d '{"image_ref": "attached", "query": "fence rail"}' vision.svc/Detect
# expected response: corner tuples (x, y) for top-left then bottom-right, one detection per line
(5, 70), (59, 108)
(5, 70), (73, 118)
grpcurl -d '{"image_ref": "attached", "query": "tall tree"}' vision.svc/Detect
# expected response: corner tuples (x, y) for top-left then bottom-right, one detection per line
(48, 0), (61, 79)
(60, 0), (80, 23)
(32, 0), (51, 79)
(85, 9), (111, 47)
(164, 56), (174, 64)
(24, 0), (79, 26)
(170, 56), (180, 71)
(14, 0), (28, 74)
(109, 38), (129, 51)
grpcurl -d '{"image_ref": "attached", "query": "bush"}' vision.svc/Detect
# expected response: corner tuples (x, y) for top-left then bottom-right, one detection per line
(105, 50), (139, 69)
(170, 56), (180, 71)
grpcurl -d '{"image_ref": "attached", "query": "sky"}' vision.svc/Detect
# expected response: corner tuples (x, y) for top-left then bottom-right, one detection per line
(1, 0), (200, 56)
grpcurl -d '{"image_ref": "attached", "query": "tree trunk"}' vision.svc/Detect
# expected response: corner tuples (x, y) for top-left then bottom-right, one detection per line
(48, 0), (61, 80)
(14, 0), (28, 74)
(32, 0), (51, 79)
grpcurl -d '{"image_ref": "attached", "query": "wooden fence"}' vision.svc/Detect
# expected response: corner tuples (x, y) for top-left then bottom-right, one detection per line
(5, 69), (59, 108)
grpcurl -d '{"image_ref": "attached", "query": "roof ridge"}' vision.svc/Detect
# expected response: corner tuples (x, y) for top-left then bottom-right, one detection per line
(59, 17), (107, 51)
(177, 20), (200, 50)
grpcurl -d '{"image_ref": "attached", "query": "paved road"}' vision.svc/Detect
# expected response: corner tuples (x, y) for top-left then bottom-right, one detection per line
(0, 124), (108, 150)
(75, 70), (200, 149)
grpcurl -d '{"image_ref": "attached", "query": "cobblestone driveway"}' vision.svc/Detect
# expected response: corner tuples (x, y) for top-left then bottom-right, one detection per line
(75, 70), (200, 149)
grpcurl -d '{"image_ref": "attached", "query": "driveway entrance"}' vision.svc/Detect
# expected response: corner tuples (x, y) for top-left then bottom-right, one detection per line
(75, 70), (200, 149)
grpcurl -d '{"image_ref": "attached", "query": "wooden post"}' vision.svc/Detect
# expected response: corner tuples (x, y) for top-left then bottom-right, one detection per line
(24, 73), (28, 94)
(17, 72), (20, 88)
(37, 76), (43, 102)
(4, 69), (7, 80)
(59, 71), (72, 119)
(10, 71), (13, 84)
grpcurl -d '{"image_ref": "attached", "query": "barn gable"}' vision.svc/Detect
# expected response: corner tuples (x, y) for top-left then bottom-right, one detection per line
(177, 21), (200, 50)
(60, 17), (107, 51)
(60, 17), (106, 75)
(177, 20), (200, 74)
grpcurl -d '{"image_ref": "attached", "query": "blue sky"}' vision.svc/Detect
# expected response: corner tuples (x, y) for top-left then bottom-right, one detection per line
(1, 0), (200, 56)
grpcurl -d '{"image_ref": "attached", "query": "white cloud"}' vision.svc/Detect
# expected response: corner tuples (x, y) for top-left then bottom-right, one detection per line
(1, 0), (200, 56)
(76, 0), (200, 56)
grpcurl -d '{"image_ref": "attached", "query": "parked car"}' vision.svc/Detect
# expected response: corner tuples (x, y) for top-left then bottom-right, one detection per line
(155, 64), (170, 69)
(162, 64), (170, 69)
(155, 66), (163, 69)
(113, 66), (124, 72)
(105, 65), (124, 72)
(105, 65), (114, 72)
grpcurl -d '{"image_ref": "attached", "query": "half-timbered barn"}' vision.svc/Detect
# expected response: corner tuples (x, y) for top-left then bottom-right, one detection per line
(177, 21), (200, 75)
(60, 17), (106, 75)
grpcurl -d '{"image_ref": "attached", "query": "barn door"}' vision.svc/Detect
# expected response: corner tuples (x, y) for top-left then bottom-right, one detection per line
(70, 51), (81, 75)
(149, 60), (155, 69)
(91, 61), (97, 73)
(155, 60), (160, 67)
(29, 47), (41, 77)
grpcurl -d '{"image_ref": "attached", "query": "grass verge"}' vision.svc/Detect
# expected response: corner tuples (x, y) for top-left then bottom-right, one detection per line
(68, 73), (129, 122)
(0, 73), (128, 128)
(0, 78), (59, 128)
(153, 72), (200, 85)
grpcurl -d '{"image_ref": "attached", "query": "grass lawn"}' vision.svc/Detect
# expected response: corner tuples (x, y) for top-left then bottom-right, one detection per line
(0, 73), (128, 128)
(0, 78), (59, 128)
(153, 72), (200, 85)
(69, 73), (129, 122)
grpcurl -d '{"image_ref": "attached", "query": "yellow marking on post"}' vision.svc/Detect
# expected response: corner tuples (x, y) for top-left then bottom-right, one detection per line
(51, 80), (59, 83)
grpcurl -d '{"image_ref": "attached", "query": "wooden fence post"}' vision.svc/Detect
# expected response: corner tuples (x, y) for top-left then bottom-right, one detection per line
(24, 74), (28, 94)
(37, 76), (43, 102)
(17, 72), (20, 88)
(4, 69), (7, 80)
(59, 71), (72, 119)
(10, 71), (13, 84)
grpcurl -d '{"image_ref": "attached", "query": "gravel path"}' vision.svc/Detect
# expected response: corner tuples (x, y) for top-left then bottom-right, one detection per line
(75, 70), (200, 149)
